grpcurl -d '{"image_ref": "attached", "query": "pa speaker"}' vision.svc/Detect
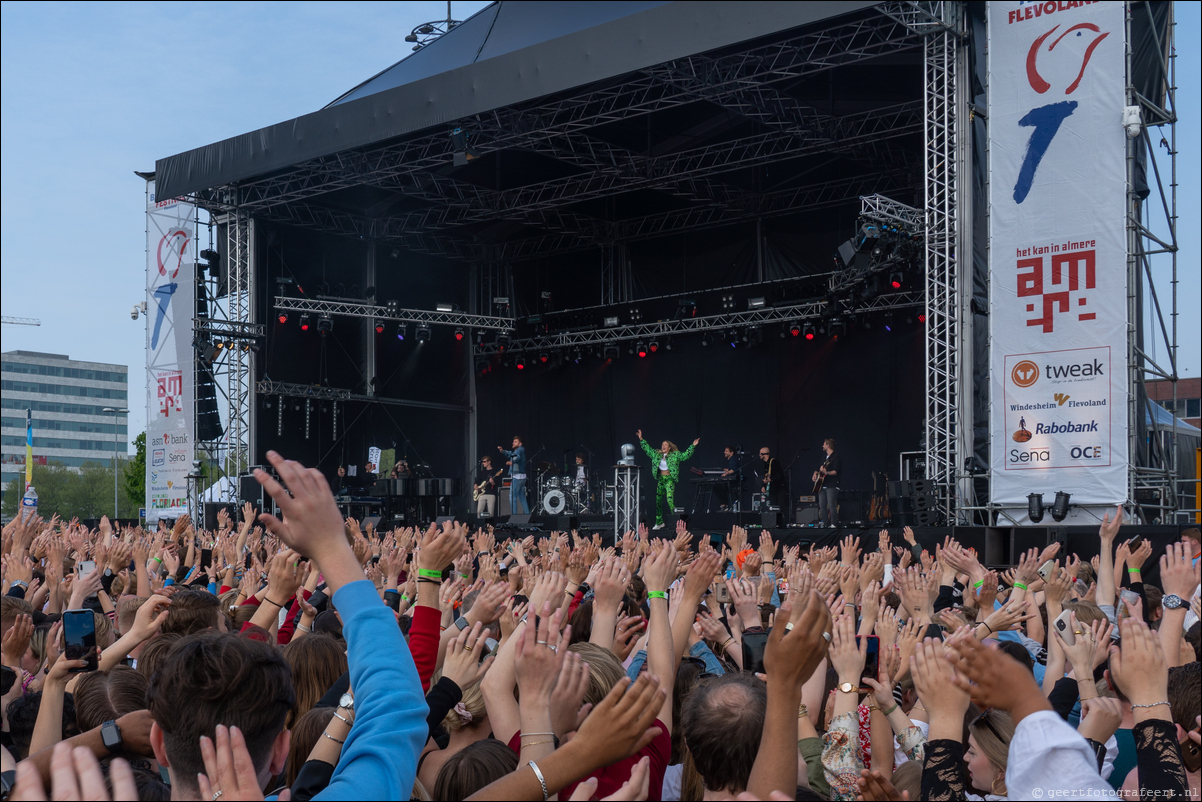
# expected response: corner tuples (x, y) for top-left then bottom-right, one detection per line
(555, 515), (579, 531)
(203, 502), (236, 531)
(887, 480), (912, 499)
(910, 479), (934, 496)
(914, 494), (936, 511)
(913, 509), (939, 526)
(888, 497), (914, 514)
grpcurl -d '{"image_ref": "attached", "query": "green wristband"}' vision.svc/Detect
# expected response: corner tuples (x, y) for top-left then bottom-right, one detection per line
(400, 594), (410, 603)
(973, 580), (984, 589)
(1012, 582), (1028, 590)
(418, 569), (443, 580)
(647, 590), (668, 600)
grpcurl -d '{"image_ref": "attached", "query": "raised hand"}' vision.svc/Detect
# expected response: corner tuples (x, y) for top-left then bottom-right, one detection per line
(12, 742), (138, 802)
(1, 613), (34, 668)
(764, 590), (832, 689)
(840, 535), (862, 566)
(443, 621), (494, 690)
(570, 673), (665, 772)
(197, 724), (282, 802)
(1107, 617), (1170, 716)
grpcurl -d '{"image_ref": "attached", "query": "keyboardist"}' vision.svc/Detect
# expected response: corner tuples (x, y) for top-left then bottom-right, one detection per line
(718, 445), (740, 511)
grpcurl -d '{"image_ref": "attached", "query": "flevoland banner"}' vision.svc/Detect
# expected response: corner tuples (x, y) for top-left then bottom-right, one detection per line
(987, 1), (1128, 512)
(145, 179), (196, 523)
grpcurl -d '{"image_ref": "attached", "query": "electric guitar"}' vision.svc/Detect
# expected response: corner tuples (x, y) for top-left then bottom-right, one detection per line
(474, 469), (503, 501)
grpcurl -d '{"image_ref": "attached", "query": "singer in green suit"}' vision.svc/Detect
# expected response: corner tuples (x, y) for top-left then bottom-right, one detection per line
(637, 429), (700, 529)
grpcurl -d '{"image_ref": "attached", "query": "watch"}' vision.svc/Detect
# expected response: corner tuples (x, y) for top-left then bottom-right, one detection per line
(339, 692), (355, 711)
(838, 681), (857, 694)
(454, 616), (470, 631)
(1161, 594), (1186, 610)
(101, 719), (123, 753)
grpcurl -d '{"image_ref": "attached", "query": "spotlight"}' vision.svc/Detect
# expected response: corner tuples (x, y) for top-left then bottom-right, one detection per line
(375, 320), (385, 334)
(396, 323), (408, 341)
(317, 314), (332, 334)
(277, 311), (288, 324)
(299, 313), (311, 331)
(416, 325), (431, 343)
(539, 352), (549, 364)
(803, 323), (815, 341)
(789, 323), (801, 337)
(747, 297), (766, 310)
(603, 344), (620, 361)
(727, 330), (739, 349)
(199, 341), (218, 363)
(665, 338), (675, 351)
(603, 316), (620, 328)
(636, 341), (647, 358)
(829, 318), (846, 338)
(648, 339), (659, 353)
(386, 300), (399, 315)
(721, 295), (735, 311)
(215, 341), (225, 351)
(1027, 493), (1045, 523)
(454, 328), (465, 341)
(890, 272), (903, 290)
(629, 308), (642, 323)
(572, 346), (583, 363)
(918, 313), (927, 323)
(1050, 491), (1072, 522)
(436, 303), (454, 313)
(497, 333), (511, 351)
(515, 354), (526, 370)
(474, 330), (486, 345)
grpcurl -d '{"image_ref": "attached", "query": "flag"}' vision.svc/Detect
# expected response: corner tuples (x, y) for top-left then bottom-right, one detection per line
(25, 408), (33, 489)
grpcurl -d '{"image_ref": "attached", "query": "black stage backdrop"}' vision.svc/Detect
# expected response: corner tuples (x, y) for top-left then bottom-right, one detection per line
(476, 324), (925, 510)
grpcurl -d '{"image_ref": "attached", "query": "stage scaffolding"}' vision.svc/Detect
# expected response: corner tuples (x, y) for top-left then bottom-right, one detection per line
(176, 2), (1180, 524)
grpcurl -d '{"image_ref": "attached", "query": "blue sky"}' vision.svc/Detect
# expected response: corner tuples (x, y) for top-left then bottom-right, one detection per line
(2, 1), (1197, 453)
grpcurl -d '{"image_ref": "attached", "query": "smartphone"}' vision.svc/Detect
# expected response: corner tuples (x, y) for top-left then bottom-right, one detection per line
(1053, 609), (1076, 645)
(714, 583), (732, 605)
(1037, 559), (1057, 583)
(1126, 535), (1146, 551)
(63, 609), (99, 673)
(857, 635), (880, 681)
(1183, 735), (1202, 773)
(741, 630), (769, 674)
(78, 560), (97, 576)
(244, 552), (254, 570)
(709, 532), (724, 547)
(200, 549), (213, 570)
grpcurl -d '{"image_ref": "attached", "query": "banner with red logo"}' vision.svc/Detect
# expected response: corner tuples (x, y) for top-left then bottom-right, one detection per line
(988, 1), (1128, 511)
(144, 180), (196, 523)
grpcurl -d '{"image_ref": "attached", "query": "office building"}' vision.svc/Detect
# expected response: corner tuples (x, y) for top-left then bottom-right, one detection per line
(1, 350), (129, 505)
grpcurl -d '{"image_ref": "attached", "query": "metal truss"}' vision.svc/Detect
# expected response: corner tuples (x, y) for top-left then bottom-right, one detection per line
(921, 3), (967, 523)
(475, 292), (923, 355)
(218, 8), (927, 216)
(860, 194), (924, 232)
(194, 317), (265, 342)
(877, 1), (957, 35)
(257, 379), (469, 413)
(273, 296), (516, 331)
(1125, 2), (1182, 522)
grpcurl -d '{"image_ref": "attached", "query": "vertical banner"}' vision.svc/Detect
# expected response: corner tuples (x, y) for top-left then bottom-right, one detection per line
(988, 1), (1128, 510)
(145, 180), (196, 523)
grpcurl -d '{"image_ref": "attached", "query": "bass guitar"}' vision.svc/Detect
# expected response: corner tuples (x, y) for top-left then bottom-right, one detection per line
(473, 469), (503, 501)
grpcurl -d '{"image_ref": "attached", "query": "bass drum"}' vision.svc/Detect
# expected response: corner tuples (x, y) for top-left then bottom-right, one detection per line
(541, 489), (568, 515)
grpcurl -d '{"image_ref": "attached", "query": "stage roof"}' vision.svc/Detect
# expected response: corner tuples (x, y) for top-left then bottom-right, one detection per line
(154, 0), (878, 200)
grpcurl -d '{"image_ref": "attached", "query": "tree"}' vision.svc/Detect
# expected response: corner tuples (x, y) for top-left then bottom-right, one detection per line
(1, 460), (141, 521)
(123, 432), (146, 506)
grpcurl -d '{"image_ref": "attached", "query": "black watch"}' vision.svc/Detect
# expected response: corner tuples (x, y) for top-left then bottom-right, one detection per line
(101, 719), (123, 753)
(577, 582), (591, 595)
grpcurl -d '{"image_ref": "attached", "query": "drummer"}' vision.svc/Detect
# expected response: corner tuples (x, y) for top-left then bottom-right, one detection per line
(574, 453), (588, 486)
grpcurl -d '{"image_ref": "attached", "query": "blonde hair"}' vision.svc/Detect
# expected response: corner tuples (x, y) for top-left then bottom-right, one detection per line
(1063, 600), (1106, 625)
(969, 709), (1015, 776)
(434, 670), (486, 732)
(568, 642), (626, 705)
(661, 441), (679, 454)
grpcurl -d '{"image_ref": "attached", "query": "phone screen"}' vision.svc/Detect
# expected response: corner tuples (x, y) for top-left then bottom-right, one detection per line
(63, 609), (98, 673)
(741, 630), (769, 674)
(200, 549), (213, 570)
(858, 635), (880, 681)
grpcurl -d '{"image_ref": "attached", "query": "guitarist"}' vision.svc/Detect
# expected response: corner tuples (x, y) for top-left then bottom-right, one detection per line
(758, 447), (785, 511)
(475, 455), (502, 518)
(812, 438), (841, 527)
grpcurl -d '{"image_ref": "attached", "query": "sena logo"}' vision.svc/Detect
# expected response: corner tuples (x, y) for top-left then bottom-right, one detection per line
(1054, 393), (1070, 406)
(1012, 360), (1040, 387)
(1010, 448), (1050, 464)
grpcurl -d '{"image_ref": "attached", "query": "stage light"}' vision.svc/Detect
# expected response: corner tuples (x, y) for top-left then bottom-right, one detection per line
(474, 329), (486, 346)
(747, 297), (766, 310)
(515, 355), (526, 370)
(497, 333), (511, 350)
(1027, 493), (1045, 523)
(375, 320), (385, 334)
(215, 341), (225, 351)
(572, 346), (583, 363)
(278, 312), (288, 324)
(665, 338), (675, 351)
(603, 344), (619, 361)
(727, 330), (739, 349)
(299, 313), (311, 331)
(636, 341), (647, 358)
(890, 272), (903, 290)
(1050, 491), (1072, 522)
(803, 323), (816, 341)
(396, 323), (408, 340)
(701, 332), (711, 347)
(721, 295), (735, 311)
(416, 325), (431, 343)
(648, 339), (659, 353)
(386, 300), (399, 315)
(539, 352), (549, 363)
(454, 328), (465, 341)
(789, 324), (801, 337)
(317, 314), (333, 334)
(603, 316), (620, 327)
(918, 313), (927, 323)
(829, 318), (846, 338)
(629, 308), (643, 323)
(436, 303), (454, 313)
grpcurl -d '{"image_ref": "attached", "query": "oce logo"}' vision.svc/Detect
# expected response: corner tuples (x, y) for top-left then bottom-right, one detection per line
(1011, 360), (1040, 388)
(1070, 446), (1102, 460)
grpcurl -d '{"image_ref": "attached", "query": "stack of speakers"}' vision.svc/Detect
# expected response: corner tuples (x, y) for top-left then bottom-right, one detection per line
(886, 479), (940, 526)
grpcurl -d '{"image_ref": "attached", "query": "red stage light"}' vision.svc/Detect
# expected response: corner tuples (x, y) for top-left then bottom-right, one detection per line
(539, 354), (548, 363)
(516, 361), (525, 370)
(649, 343), (658, 353)
(300, 323), (309, 331)
(918, 313), (927, 323)
(375, 321), (385, 334)
(278, 312), (288, 324)
(804, 331), (814, 340)
(454, 331), (464, 341)
(891, 279), (902, 289)
(790, 326), (800, 337)
(637, 349), (647, 358)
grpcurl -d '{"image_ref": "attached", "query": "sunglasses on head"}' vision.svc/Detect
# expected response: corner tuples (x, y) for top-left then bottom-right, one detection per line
(972, 708), (1005, 743)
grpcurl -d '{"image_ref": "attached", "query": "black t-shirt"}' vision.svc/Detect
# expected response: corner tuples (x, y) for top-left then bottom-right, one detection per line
(725, 454), (740, 476)
(476, 466), (499, 491)
(762, 458), (784, 491)
(820, 452), (842, 487)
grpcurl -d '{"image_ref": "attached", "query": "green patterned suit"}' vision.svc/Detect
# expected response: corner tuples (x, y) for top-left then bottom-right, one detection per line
(640, 438), (696, 527)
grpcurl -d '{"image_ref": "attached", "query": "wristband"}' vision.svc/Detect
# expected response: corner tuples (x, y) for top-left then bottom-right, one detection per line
(1012, 582), (1028, 590)
(528, 760), (549, 802)
(881, 702), (899, 716)
(418, 569), (443, 580)
(401, 594), (410, 603)
(973, 580), (984, 588)
(647, 590), (668, 600)
(151, 557), (163, 565)
(1127, 568), (1140, 574)
(264, 597), (285, 608)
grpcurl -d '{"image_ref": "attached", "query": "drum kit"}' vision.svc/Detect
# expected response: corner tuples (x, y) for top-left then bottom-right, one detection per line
(534, 462), (602, 515)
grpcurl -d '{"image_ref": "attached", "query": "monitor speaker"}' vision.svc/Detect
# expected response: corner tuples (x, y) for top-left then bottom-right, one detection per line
(508, 514), (532, 525)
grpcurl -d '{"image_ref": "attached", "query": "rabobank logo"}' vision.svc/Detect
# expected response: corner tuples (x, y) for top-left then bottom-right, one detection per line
(1011, 360), (1040, 387)
(1034, 420), (1098, 434)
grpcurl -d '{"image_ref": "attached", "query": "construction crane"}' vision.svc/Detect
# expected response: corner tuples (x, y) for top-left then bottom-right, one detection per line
(1, 316), (41, 326)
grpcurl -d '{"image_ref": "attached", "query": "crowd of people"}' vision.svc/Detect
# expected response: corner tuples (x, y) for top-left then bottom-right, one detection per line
(1, 450), (1200, 801)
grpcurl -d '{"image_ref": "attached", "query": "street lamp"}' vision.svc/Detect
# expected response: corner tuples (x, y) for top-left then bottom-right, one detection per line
(102, 407), (129, 519)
